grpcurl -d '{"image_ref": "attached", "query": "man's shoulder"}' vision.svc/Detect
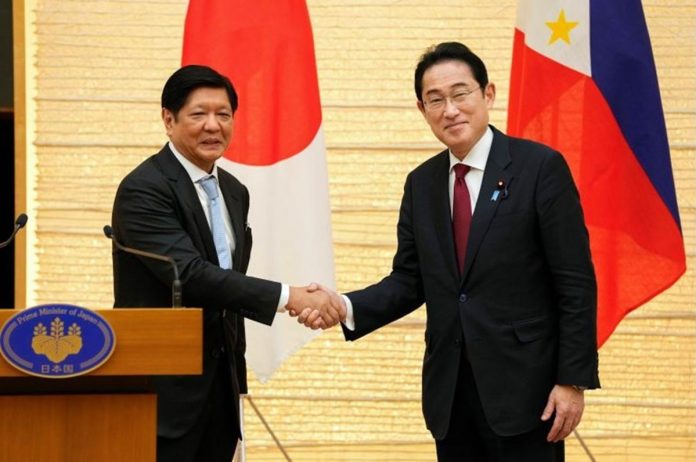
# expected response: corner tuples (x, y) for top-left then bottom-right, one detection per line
(216, 164), (243, 186)
(124, 154), (160, 178)
(410, 148), (449, 176)
(216, 164), (249, 198)
(502, 130), (559, 160)
(120, 146), (173, 184)
(115, 146), (178, 202)
(500, 132), (575, 187)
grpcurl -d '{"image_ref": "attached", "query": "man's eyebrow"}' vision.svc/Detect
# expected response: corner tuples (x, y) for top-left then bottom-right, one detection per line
(424, 82), (473, 95)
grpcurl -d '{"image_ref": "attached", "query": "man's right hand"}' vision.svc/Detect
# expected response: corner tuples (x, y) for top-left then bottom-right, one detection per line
(286, 285), (345, 329)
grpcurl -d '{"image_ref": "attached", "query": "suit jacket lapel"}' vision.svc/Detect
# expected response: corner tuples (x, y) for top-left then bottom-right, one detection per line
(155, 145), (220, 265)
(217, 173), (246, 270)
(429, 150), (461, 283)
(460, 128), (513, 284)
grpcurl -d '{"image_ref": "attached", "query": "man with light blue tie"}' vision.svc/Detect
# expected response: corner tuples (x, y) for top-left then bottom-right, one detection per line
(110, 65), (343, 462)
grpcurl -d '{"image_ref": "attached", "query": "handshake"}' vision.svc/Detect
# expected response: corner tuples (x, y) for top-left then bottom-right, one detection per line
(286, 283), (346, 330)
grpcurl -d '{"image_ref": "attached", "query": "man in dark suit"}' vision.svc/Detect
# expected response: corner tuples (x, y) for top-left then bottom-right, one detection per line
(111, 65), (342, 462)
(299, 42), (599, 461)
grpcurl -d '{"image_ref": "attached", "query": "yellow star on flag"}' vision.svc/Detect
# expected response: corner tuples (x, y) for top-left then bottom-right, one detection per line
(546, 9), (579, 44)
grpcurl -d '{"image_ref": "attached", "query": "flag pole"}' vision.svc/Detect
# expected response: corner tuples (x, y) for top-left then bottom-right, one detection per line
(246, 394), (293, 461)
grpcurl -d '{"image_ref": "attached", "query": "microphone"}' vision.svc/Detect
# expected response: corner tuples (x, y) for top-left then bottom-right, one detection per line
(0, 213), (28, 249)
(103, 225), (182, 308)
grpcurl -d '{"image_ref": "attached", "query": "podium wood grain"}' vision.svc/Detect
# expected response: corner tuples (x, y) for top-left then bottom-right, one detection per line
(0, 394), (156, 461)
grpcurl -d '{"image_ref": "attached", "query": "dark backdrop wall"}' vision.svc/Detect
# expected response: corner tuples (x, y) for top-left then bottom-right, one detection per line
(1, 0), (15, 308)
(0, 0), (12, 107)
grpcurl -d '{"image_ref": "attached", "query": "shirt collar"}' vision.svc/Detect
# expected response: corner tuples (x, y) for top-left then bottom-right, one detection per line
(448, 126), (493, 172)
(168, 141), (219, 183)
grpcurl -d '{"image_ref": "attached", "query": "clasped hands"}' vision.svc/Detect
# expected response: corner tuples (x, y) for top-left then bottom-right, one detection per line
(286, 283), (345, 330)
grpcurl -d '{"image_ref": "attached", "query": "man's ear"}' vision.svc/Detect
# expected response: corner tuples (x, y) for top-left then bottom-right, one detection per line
(162, 108), (174, 135)
(416, 100), (426, 118)
(484, 83), (496, 109)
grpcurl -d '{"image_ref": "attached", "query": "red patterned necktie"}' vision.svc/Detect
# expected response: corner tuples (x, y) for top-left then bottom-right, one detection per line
(452, 164), (472, 274)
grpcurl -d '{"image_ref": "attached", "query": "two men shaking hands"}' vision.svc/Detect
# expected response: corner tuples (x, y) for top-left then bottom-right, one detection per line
(112, 41), (599, 462)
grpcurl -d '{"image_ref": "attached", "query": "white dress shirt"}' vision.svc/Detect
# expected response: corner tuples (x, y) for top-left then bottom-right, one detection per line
(448, 126), (493, 216)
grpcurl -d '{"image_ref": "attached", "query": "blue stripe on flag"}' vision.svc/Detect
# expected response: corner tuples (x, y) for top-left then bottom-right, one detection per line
(590, 0), (680, 227)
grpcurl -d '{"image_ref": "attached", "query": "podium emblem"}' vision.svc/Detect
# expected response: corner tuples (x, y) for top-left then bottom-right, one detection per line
(0, 304), (116, 378)
(32, 317), (83, 363)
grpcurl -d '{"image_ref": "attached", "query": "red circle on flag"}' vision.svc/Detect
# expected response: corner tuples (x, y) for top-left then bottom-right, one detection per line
(182, 0), (322, 166)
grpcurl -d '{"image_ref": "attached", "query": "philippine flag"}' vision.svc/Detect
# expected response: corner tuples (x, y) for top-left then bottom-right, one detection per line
(508, 0), (686, 346)
(182, 0), (334, 381)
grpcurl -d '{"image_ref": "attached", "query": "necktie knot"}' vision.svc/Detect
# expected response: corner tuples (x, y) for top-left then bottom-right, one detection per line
(199, 175), (219, 201)
(453, 163), (471, 180)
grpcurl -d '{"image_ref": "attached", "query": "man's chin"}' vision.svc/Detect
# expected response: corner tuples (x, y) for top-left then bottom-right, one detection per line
(446, 135), (472, 148)
(198, 147), (225, 159)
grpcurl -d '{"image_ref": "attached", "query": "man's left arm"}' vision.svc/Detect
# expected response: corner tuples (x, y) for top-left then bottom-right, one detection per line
(535, 150), (599, 441)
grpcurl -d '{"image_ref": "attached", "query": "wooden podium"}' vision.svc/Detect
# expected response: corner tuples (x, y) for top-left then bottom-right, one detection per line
(0, 308), (202, 462)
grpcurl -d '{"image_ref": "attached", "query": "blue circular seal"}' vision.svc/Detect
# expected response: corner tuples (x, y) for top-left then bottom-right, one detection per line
(0, 304), (116, 378)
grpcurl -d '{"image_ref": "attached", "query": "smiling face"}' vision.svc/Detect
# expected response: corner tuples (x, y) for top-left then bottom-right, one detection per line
(417, 60), (495, 160)
(162, 86), (234, 173)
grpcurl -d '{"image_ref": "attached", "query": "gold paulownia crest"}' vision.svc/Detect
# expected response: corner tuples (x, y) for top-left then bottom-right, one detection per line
(31, 317), (83, 363)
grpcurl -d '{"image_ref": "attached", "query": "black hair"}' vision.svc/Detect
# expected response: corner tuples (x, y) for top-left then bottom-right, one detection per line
(414, 42), (488, 102)
(161, 65), (238, 117)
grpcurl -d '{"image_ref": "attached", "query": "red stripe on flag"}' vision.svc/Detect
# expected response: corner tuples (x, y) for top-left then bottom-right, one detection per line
(509, 30), (685, 345)
(182, 0), (321, 166)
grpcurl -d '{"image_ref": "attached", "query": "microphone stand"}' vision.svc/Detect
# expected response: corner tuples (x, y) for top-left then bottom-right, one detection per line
(103, 225), (182, 308)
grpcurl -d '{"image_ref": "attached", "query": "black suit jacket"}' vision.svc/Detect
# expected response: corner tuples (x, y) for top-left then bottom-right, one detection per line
(111, 144), (280, 439)
(345, 126), (599, 439)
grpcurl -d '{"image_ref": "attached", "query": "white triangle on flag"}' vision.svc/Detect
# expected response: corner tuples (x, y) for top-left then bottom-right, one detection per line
(516, 0), (591, 77)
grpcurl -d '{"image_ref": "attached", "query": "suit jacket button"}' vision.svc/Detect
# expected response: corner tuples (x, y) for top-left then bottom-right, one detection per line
(211, 348), (221, 359)
(454, 338), (462, 347)
(459, 293), (467, 302)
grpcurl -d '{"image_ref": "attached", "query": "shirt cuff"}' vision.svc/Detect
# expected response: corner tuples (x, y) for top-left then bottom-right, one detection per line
(276, 283), (289, 312)
(342, 294), (355, 331)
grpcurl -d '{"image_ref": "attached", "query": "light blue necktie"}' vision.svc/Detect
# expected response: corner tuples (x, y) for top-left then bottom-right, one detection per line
(198, 175), (232, 270)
